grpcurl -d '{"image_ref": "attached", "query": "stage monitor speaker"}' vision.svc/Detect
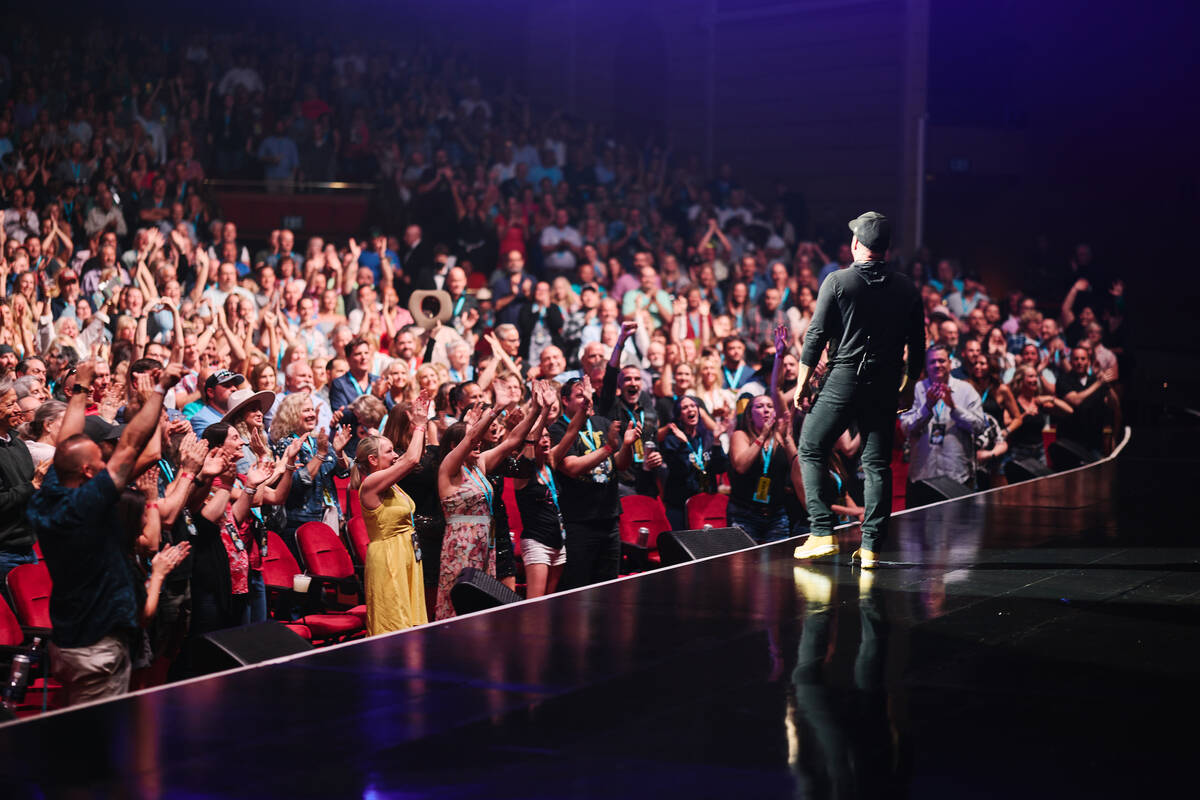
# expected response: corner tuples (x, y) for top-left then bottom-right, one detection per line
(657, 527), (756, 567)
(180, 621), (313, 678)
(1049, 439), (1097, 470)
(907, 476), (973, 507)
(451, 568), (523, 615)
(1004, 457), (1053, 484)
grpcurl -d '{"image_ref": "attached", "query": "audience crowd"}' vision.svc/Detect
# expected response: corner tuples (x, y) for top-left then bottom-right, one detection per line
(0, 26), (1129, 708)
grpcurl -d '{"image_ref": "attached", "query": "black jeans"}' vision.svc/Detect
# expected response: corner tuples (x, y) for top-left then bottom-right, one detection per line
(799, 368), (897, 552)
(560, 518), (620, 590)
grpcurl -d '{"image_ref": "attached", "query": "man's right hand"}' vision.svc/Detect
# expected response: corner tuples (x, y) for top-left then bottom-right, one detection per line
(74, 361), (96, 389)
(157, 362), (184, 391)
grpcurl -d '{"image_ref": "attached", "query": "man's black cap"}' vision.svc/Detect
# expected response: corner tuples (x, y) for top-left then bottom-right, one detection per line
(848, 211), (891, 252)
(204, 370), (245, 393)
(83, 415), (124, 444)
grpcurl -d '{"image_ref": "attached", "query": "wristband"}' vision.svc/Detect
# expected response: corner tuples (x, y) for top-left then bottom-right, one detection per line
(524, 439), (538, 444)
(244, 486), (258, 497)
(153, 385), (166, 395)
(180, 472), (194, 482)
(145, 502), (158, 510)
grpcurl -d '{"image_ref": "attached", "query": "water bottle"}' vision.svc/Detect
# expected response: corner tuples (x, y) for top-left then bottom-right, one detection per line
(637, 526), (650, 547)
(3, 653), (32, 707)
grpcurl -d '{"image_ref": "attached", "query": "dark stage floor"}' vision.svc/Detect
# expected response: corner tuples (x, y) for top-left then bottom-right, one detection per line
(2, 426), (1197, 799)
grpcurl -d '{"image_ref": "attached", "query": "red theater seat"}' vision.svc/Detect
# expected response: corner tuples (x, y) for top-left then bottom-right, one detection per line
(6, 563), (52, 632)
(346, 516), (369, 566)
(261, 531), (363, 644)
(618, 495), (670, 570)
(685, 493), (729, 530)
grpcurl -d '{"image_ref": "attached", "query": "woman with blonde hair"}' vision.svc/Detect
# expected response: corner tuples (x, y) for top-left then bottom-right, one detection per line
(694, 352), (736, 439)
(269, 392), (352, 559)
(550, 276), (579, 317)
(378, 359), (415, 410)
(414, 363), (441, 397)
(727, 326), (797, 543)
(353, 391), (434, 634)
(1004, 364), (1072, 467)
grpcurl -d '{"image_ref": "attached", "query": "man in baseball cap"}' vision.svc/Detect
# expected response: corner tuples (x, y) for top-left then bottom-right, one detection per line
(189, 369), (245, 436)
(793, 210), (925, 569)
(847, 211), (892, 253)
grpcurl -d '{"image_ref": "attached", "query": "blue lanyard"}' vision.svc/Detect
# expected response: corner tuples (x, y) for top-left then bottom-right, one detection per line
(580, 418), (601, 451)
(158, 459), (175, 483)
(780, 287), (790, 306)
(724, 364), (744, 387)
(688, 437), (706, 469)
(462, 465), (494, 515)
(624, 406), (644, 427)
(761, 442), (774, 475)
(981, 388), (990, 406)
(563, 415), (602, 452)
(538, 465), (560, 512)
(348, 373), (367, 397)
(452, 294), (466, 317)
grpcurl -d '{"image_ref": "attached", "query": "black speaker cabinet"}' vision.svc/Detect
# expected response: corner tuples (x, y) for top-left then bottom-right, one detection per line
(180, 621), (313, 678)
(906, 476), (973, 508)
(450, 568), (523, 615)
(1049, 439), (1097, 470)
(1004, 457), (1053, 484)
(657, 527), (756, 567)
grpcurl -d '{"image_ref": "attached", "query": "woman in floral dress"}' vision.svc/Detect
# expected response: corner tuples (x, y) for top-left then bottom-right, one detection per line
(434, 390), (547, 620)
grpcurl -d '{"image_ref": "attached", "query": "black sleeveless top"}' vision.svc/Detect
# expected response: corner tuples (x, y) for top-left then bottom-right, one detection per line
(729, 436), (791, 511)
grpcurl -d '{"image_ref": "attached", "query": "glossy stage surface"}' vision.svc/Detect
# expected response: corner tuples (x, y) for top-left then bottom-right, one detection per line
(3, 426), (1198, 799)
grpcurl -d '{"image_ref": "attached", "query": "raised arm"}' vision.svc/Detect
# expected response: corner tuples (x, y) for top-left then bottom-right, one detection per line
(158, 433), (207, 527)
(481, 394), (545, 474)
(360, 392), (433, 508)
(769, 323), (788, 417)
(438, 405), (495, 491)
(57, 361), (96, 443)
(107, 364), (184, 490)
(550, 391), (590, 469)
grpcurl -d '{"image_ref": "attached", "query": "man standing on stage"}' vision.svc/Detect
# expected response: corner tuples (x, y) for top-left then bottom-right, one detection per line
(792, 212), (925, 568)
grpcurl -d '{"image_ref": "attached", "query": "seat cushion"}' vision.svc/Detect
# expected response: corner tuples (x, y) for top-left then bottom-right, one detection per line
(300, 613), (363, 639)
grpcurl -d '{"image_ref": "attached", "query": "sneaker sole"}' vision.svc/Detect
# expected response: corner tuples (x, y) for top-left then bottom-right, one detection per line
(793, 545), (840, 560)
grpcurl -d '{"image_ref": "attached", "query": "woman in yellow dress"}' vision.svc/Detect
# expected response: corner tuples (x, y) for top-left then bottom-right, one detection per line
(352, 391), (434, 634)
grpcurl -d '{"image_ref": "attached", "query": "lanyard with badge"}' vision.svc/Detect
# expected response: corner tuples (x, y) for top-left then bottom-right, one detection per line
(687, 436), (707, 472)
(929, 382), (948, 446)
(624, 406), (645, 462)
(538, 464), (567, 538)
(565, 415), (611, 484)
(724, 364), (744, 388)
(754, 441), (774, 503)
(462, 465), (496, 549)
(408, 508), (422, 562)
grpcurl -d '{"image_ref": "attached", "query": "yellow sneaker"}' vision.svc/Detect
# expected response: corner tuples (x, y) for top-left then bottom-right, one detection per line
(851, 548), (879, 569)
(792, 565), (833, 607)
(858, 568), (875, 594)
(793, 535), (839, 561)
